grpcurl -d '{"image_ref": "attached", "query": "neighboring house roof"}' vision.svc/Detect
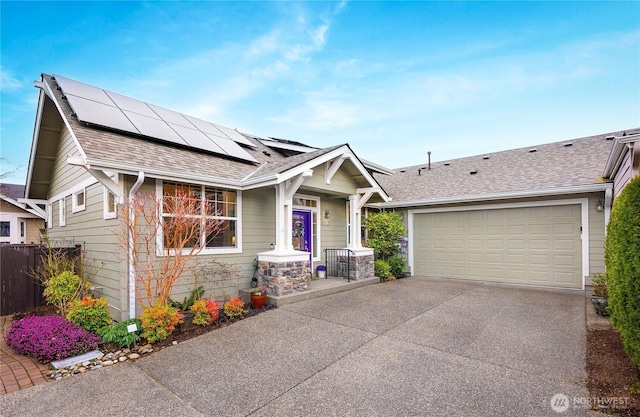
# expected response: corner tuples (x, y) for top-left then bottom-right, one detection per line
(0, 183), (25, 201)
(0, 183), (44, 218)
(375, 130), (637, 207)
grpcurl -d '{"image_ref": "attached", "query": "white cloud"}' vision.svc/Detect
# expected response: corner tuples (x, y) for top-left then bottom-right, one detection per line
(0, 66), (23, 92)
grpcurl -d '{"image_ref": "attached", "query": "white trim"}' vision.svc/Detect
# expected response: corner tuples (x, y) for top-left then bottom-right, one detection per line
(71, 188), (86, 213)
(155, 180), (243, 256)
(58, 198), (66, 227)
(103, 173), (121, 219)
(407, 198), (590, 290)
(47, 177), (99, 204)
(378, 183), (610, 209)
(293, 193), (321, 261)
(47, 203), (52, 229)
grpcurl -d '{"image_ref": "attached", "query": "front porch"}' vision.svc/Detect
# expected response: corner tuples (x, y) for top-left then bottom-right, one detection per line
(241, 275), (380, 307)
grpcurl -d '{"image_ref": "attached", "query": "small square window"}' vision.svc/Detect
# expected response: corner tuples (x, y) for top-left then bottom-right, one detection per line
(72, 189), (86, 213)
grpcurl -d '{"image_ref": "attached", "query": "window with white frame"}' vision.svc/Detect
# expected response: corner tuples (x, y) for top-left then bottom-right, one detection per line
(59, 198), (66, 226)
(103, 173), (119, 219)
(160, 181), (240, 252)
(72, 188), (86, 212)
(20, 221), (25, 238)
(0, 221), (10, 237)
(104, 188), (117, 219)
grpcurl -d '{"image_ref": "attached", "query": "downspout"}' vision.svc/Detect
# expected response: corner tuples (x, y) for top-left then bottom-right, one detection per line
(128, 172), (145, 319)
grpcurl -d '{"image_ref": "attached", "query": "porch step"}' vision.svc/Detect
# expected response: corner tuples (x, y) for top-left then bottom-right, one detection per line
(240, 276), (380, 308)
(269, 276), (380, 307)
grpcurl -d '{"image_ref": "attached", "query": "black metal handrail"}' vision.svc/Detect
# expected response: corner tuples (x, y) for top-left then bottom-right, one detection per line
(323, 248), (355, 282)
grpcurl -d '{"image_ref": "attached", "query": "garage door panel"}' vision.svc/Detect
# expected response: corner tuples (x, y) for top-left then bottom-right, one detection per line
(530, 254), (550, 265)
(414, 204), (582, 288)
(507, 253), (526, 265)
(507, 239), (526, 249)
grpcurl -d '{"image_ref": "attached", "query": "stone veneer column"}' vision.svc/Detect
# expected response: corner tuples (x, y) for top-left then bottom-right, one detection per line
(256, 251), (311, 296)
(344, 248), (375, 280)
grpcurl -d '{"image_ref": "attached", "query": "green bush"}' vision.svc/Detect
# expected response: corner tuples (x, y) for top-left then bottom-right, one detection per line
(66, 296), (112, 334)
(374, 260), (391, 281)
(43, 271), (91, 316)
(389, 256), (406, 278)
(604, 175), (640, 368)
(363, 211), (407, 261)
(98, 319), (142, 348)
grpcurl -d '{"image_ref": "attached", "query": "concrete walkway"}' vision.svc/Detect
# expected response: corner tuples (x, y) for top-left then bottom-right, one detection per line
(0, 277), (600, 416)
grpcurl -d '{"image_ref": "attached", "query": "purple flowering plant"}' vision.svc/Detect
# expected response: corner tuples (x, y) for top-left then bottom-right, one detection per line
(5, 315), (101, 363)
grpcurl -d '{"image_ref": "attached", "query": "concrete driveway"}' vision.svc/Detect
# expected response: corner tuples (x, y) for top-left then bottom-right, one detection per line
(0, 277), (599, 416)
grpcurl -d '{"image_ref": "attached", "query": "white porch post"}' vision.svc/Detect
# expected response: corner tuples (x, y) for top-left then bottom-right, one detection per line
(274, 183), (289, 252)
(348, 194), (361, 249)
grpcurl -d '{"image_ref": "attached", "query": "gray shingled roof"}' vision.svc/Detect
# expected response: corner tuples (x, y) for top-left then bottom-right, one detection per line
(42, 74), (293, 183)
(0, 183), (25, 200)
(374, 130), (637, 204)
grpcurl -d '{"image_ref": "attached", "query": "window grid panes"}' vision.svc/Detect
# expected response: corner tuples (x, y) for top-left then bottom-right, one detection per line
(162, 182), (238, 250)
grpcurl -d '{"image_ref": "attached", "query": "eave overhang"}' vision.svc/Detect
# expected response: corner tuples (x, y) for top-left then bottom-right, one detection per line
(372, 183), (611, 209)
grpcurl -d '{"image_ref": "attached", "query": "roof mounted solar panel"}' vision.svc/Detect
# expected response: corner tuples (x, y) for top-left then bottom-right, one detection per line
(106, 91), (159, 119)
(213, 136), (256, 160)
(213, 123), (257, 148)
(146, 104), (192, 127)
(66, 95), (139, 134)
(124, 111), (187, 146)
(53, 74), (259, 163)
(55, 76), (114, 105)
(170, 124), (226, 155)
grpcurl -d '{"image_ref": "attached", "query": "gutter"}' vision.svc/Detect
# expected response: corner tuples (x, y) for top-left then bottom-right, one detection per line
(128, 172), (145, 319)
(372, 183), (612, 209)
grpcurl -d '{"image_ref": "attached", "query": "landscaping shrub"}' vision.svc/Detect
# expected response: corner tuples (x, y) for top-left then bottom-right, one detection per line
(389, 256), (406, 279)
(5, 315), (101, 363)
(43, 270), (91, 316)
(363, 211), (407, 261)
(604, 175), (640, 368)
(374, 259), (391, 281)
(140, 305), (184, 344)
(190, 299), (220, 326)
(223, 297), (245, 319)
(66, 296), (113, 334)
(98, 318), (142, 348)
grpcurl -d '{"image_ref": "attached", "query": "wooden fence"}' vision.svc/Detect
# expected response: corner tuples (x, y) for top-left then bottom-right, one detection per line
(0, 244), (81, 315)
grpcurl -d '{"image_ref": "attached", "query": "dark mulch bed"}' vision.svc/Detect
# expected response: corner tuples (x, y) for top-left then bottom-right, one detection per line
(151, 304), (276, 350)
(586, 329), (640, 416)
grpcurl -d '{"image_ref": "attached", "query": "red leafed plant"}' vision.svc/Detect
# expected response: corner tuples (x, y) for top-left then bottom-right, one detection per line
(223, 297), (245, 319)
(190, 299), (220, 326)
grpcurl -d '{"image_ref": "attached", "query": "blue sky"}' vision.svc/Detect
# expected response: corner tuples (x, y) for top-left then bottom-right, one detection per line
(1, 1), (639, 184)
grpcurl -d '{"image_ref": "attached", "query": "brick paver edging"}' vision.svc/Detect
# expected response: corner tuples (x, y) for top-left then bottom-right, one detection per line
(1, 315), (52, 394)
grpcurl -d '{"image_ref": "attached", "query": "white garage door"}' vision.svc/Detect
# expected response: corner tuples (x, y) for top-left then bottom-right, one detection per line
(413, 205), (582, 288)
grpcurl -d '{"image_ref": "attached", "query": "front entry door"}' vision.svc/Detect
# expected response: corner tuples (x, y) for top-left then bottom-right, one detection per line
(292, 210), (312, 253)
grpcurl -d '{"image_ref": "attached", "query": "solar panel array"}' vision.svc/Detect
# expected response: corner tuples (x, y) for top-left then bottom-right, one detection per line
(53, 75), (258, 163)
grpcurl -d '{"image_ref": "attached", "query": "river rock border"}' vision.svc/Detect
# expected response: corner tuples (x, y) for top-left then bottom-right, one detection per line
(46, 342), (170, 380)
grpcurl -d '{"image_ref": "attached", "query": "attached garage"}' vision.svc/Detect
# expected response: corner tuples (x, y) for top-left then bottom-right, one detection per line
(410, 201), (586, 289)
